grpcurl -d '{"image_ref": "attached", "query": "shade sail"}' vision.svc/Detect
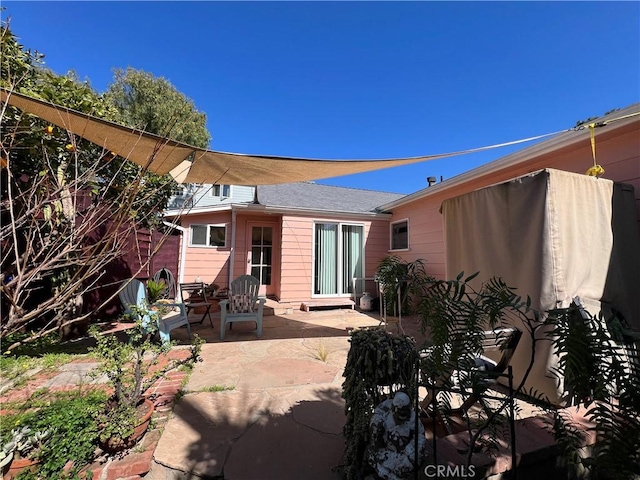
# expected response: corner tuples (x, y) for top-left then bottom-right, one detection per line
(2, 88), (559, 185)
(1, 89), (195, 177)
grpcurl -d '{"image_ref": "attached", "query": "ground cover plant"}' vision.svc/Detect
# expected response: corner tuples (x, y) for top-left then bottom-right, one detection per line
(1, 389), (108, 480)
(0, 320), (201, 478)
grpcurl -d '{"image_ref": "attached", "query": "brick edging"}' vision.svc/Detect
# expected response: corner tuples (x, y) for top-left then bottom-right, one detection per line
(82, 370), (188, 480)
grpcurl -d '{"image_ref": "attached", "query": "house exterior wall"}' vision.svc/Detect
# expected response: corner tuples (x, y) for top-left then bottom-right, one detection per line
(179, 209), (392, 304)
(279, 216), (313, 303)
(278, 214), (392, 303)
(388, 196), (449, 278)
(167, 184), (254, 210)
(181, 211), (233, 287)
(391, 121), (640, 280)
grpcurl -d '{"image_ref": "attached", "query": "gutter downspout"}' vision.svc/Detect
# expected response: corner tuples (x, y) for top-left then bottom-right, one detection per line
(163, 220), (188, 299)
(229, 209), (237, 289)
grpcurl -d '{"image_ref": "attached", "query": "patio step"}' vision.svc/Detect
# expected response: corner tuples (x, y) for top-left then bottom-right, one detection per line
(262, 298), (358, 315)
(263, 298), (291, 316)
(300, 299), (355, 312)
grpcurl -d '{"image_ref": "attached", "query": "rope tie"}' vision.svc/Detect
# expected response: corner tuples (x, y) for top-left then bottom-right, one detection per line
(586, 123), (605, 177)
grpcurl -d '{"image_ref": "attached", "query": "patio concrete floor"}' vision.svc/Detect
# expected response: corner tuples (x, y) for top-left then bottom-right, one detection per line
(148, 308), (557, 480)
(150, 308), (385, 479)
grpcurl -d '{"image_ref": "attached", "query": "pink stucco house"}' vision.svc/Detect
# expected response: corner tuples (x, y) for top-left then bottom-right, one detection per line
(378, 103), (639, 402)
(164, 183), (404, 305)
(165, 103), (639, 312)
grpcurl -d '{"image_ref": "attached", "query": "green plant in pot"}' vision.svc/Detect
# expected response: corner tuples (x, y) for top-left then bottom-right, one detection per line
(375, 255), (433, 316)
(146, 278), (167, 304)
(89, 311), (202, 452)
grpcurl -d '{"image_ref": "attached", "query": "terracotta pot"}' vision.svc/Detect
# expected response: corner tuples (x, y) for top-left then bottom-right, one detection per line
(99, 398), (154, 453)
(4, 456), (39, 479)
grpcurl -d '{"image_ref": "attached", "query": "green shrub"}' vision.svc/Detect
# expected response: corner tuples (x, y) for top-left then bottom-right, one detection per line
(1, 389), (107, 479)
(89, 315), (202, 445)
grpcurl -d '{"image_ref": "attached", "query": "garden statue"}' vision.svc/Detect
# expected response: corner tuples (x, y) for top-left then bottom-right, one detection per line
(366, 392), (426, 480)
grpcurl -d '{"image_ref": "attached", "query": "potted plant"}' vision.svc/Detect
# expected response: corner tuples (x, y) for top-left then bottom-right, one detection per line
(1, 426), (50, 478)
(342, 328), (418, 480)
(89, 311), (202, 452)
(375, 256), (433, 317)
(146, 278), (167, 305)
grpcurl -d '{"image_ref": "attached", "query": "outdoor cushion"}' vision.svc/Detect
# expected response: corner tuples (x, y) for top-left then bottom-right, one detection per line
(230, 293), (253, 313)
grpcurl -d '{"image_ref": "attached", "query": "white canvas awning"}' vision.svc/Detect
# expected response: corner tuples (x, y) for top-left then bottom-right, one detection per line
(442, 168), (640, 403)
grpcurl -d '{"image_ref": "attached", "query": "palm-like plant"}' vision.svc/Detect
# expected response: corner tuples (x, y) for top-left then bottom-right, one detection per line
(374, 256), (433, 316)
(546, 300), (640, 478)
(145, 279), (167, 304)
(417, 273), (541, 464)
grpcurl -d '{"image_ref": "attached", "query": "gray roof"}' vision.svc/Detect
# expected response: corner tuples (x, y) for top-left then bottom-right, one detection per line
(255, 182), (405, 214)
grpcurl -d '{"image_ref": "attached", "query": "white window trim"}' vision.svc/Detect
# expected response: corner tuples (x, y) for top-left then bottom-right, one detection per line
(209, 184), (232, 199)
(389, 218), (409, 252)
(173, 185), (187, 197)
(311, 221), (366, 298)
(189, 223), (228, 248)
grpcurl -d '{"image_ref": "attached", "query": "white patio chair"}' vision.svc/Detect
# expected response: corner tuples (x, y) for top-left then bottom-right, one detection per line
(219, 275), (265, 340)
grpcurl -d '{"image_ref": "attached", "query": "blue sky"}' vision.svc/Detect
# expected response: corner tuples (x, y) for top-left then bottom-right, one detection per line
(3, 1), (639, 194)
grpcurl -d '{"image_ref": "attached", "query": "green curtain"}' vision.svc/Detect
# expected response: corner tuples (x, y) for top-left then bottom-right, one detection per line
(342, 225), (364, 294)
(315, 224), (337, 294)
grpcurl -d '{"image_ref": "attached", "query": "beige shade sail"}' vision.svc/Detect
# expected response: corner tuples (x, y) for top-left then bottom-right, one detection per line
(2, 88), (560, 185)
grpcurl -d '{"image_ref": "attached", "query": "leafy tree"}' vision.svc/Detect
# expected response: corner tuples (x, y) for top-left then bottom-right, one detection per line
(104, 67), (212, 219)
(0, 23), (211, 346)
(105, 67), (211, 149)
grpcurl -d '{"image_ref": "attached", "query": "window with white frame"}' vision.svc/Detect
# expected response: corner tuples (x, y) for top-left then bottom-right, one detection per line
(390, 219), (408, 250)
(172, 185), (187, 197)
(210, 184), (231, 198)
(313, 222), (364, 296)
(190, 224), (227, 247)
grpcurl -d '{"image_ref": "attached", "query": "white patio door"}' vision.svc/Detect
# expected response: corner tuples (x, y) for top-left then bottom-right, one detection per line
(313, 223), (363, 296)
(247, 224), (275, 297)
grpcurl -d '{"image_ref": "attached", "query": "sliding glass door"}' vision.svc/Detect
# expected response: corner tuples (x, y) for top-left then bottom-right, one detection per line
(314, 223), (363, 296)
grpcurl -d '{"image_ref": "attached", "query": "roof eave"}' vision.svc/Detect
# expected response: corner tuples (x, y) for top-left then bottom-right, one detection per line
(234, 203), (392, 219)
(378, 105), (640, 211)
(165, 203), (392, 220)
